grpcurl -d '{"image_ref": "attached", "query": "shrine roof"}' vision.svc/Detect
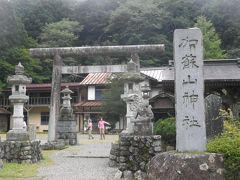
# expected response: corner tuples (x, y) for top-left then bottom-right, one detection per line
(26, 82), (81, 90)
(140, 59), (240, 82)
(79, 73), (111, 85)
(74, 100), (102, 107)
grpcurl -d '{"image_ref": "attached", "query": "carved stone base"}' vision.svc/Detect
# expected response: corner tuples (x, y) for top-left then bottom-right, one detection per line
(6, 129), (29, 141)
(133, 121), (153, 135)
(148, 152), (224, 180)
(57, 120), (77, 145)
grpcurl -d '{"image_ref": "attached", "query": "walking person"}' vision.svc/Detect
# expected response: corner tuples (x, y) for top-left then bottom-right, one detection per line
(87, 119), (94, 139)
(98, 117), (110, 140)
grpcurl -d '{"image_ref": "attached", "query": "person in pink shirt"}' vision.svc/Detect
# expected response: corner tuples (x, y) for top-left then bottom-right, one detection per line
(87, 119), (94, 139)
(98, 117), (110, 140)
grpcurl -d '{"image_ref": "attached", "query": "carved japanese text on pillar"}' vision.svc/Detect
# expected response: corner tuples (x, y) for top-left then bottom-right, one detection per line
(178, 36), (201, 129)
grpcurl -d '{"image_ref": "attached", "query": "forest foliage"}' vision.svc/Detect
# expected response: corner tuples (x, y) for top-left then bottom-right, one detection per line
(0, 0), (240, 88)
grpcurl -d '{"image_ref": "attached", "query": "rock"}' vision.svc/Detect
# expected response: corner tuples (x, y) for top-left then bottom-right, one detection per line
(152, 140), (161, 147)
(119, 156), (128, 163)
(109, 159), (118, 167)
(114, 170), (123, 179)
(120, 150), (130, 156)
(123, 170), (133, 180)
(134, 170), (147, 180)
(147, 152), (225, 180)
(119, 163), (128, 171)
(139, 162), (146, 171)
(153, 146), (162, 152)
(110, 154), (117, 160)
(152, 135), (161, 140)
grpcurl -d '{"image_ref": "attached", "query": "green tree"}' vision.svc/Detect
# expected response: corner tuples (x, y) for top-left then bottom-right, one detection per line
(39, 18), (83, 47)
(13, 0), (72, 39)
(203, 0), (240, 58)
(38, 19), (83, 82)
(72, 0), (121, 46)
(0, 0), (30, 51)
(102, 74), (126, 126)
(0, 0), (43, 89)
(194, 16), (226, 59)
(104, 0), (172, 66)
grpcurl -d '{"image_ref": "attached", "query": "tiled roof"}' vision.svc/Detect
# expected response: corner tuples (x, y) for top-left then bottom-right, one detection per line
(26, 82), (81, 90)
(140, 67), (173, 82)
(74, 101), (102, 107)
(140, 59), (240, 82)
(79, 73), (111, 85)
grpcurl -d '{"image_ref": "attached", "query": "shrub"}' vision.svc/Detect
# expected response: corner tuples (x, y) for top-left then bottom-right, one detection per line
(154, 117), (176, 146)
(208, 120), (240, 180)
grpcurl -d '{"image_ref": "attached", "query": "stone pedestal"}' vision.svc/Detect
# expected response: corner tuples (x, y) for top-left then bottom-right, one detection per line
(57, 120), (77, 145)
(6, 129), (29, 141)
(109, 135), (162, 179)
(133, 121), (153, 136)
(148, 152), (224, 180)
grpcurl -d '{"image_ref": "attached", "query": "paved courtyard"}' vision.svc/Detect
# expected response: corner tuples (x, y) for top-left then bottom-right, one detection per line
(29, 133), (119, 180)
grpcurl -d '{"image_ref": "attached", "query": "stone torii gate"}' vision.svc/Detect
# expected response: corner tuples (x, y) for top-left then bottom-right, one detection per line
(29, 45), (165, 142)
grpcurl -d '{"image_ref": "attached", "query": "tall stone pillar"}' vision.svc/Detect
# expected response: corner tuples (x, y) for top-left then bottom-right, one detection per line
(48, 54), (62, 142)
(6, 62), (32, 141)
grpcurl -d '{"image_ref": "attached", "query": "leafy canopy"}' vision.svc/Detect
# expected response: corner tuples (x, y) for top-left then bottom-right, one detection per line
(194, 16), (226, 59)
(39, 19), (83, 47)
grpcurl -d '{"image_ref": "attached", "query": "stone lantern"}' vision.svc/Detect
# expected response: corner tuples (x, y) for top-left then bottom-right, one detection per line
(120, 59), (145, 134)
(7, 62), (32, 141)
(57, 86), (77, 145)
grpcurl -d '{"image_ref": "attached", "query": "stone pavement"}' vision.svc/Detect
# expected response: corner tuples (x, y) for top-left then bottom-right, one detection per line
(30, 134), (119, 180)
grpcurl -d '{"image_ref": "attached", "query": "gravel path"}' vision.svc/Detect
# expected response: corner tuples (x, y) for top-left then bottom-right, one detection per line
(33, 134), (119, 180)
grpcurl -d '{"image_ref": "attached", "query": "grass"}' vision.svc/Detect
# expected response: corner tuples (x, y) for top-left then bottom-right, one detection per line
(0, 150), (56, 180)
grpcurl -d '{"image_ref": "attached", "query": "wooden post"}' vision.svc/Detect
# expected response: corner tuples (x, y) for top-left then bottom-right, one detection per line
(48, 54), (62, 142)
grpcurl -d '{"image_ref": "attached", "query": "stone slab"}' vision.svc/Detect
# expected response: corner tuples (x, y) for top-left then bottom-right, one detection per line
(205, 94), (223, 139)
(174, 28), (206, 152)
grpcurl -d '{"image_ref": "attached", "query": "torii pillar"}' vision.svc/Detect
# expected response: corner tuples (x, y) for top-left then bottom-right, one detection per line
(29, 45), (165, 142)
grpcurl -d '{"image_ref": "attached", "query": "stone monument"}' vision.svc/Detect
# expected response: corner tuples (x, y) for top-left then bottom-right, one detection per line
(205, 94), (223, 139)
(6, 62), (32, 141)
(57, 86), (77, 145)
(174, 28), (206, 152)
(147, 28), (224, 180)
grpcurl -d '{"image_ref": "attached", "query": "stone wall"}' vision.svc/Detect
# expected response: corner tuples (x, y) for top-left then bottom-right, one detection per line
(148, 152), (224, 180)
(109, 135), (162, 179)
(0, 140), (42, 163)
